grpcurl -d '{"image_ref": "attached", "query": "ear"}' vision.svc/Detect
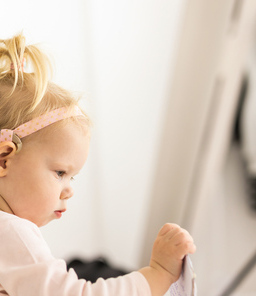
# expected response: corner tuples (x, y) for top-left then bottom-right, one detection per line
(0, 142), (17, 177)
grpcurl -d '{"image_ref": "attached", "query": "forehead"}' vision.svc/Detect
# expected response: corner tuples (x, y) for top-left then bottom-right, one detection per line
(22, 122), (90, 170)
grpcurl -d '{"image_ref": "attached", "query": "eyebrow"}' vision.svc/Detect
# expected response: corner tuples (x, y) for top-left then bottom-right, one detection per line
(46, 153), (83, 175)
(50, 161), (77, 173)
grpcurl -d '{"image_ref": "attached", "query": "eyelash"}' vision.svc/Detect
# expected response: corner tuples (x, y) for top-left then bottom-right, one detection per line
(55, 171), (75, 181)
(56, 171), (65, 178)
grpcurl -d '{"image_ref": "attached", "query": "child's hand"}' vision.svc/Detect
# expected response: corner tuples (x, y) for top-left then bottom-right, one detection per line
(139, 223), (196, 296)
(151, 223), (196, 281)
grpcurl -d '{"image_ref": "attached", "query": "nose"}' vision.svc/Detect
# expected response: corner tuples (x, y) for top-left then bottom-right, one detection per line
(60, 184), (74, 200)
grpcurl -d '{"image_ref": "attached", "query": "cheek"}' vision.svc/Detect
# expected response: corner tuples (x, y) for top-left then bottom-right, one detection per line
(11, 165), (53, 199)
(22, 180), (59, 212)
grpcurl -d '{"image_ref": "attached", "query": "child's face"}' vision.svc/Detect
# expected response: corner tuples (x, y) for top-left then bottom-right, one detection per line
(1, 123), (90, 227)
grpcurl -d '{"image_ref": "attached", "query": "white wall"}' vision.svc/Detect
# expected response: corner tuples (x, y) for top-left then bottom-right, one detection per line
(1, 0), (187, 270)
(80, 0), (187, 269)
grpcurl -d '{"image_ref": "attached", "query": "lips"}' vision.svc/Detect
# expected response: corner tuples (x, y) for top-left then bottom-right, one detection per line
(54, 209), (66, 218)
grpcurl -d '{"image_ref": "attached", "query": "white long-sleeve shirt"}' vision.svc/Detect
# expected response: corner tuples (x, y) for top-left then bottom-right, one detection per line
(0, 211), (151, 296)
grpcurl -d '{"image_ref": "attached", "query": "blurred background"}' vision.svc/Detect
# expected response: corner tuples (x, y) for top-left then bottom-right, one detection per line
(1, 0), (256, 295)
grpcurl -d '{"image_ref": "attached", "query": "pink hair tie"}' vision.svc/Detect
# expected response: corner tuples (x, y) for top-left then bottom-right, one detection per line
(10, 57), (26, 72)
(0, 106), (84, 153)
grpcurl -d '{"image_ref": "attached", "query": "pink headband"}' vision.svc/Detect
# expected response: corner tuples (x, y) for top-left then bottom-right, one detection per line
(0, 106), (84, 153)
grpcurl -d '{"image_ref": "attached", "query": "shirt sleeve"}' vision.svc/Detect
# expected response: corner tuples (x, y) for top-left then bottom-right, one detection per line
(0, 215), (151, 296)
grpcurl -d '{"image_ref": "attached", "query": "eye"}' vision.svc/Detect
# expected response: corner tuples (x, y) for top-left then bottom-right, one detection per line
(56, 171), (66, 179)
(55, 171), (76, 181)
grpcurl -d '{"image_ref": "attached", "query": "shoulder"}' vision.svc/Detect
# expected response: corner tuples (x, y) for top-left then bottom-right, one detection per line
(0, 211), (41, 239)
(0, 211), (52, 263)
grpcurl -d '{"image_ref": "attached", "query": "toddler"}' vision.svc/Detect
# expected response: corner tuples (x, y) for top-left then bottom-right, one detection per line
(0, 33), (196, 296)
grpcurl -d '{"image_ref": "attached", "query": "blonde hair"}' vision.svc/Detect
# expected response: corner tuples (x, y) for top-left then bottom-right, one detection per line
(0, 33), (91, 131)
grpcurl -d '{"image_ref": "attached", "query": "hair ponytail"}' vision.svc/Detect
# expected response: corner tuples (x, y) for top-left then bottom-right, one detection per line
(0, 33), (51, 112)
(0, 33), (90, 133)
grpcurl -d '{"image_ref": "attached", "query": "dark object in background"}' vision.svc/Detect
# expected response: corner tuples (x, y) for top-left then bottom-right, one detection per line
(233, 73), (248, 143)
(232, 74), (256, 212)
(246, 177), (256, 211)
(67, 257), (128, 283)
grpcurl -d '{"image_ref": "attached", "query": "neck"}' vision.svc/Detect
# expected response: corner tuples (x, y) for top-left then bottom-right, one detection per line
(0, 195), (14, 214)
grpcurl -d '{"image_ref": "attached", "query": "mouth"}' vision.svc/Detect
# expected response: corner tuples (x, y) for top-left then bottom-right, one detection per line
(54, 209), (66, 218)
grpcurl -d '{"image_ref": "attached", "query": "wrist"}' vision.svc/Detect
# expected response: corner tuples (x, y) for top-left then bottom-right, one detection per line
(139, 265), (175, 296)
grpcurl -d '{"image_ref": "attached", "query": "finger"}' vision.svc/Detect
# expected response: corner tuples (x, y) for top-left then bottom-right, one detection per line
(172, 228), (193, 245)
(175, 241), (197, 259)
(158, 223), (180, 236)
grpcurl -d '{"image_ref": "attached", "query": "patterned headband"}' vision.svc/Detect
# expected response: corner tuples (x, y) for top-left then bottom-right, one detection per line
(0, 106), (84, 153)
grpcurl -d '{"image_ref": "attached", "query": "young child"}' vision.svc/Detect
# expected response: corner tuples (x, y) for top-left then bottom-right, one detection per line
(0, 33), (196, 296)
